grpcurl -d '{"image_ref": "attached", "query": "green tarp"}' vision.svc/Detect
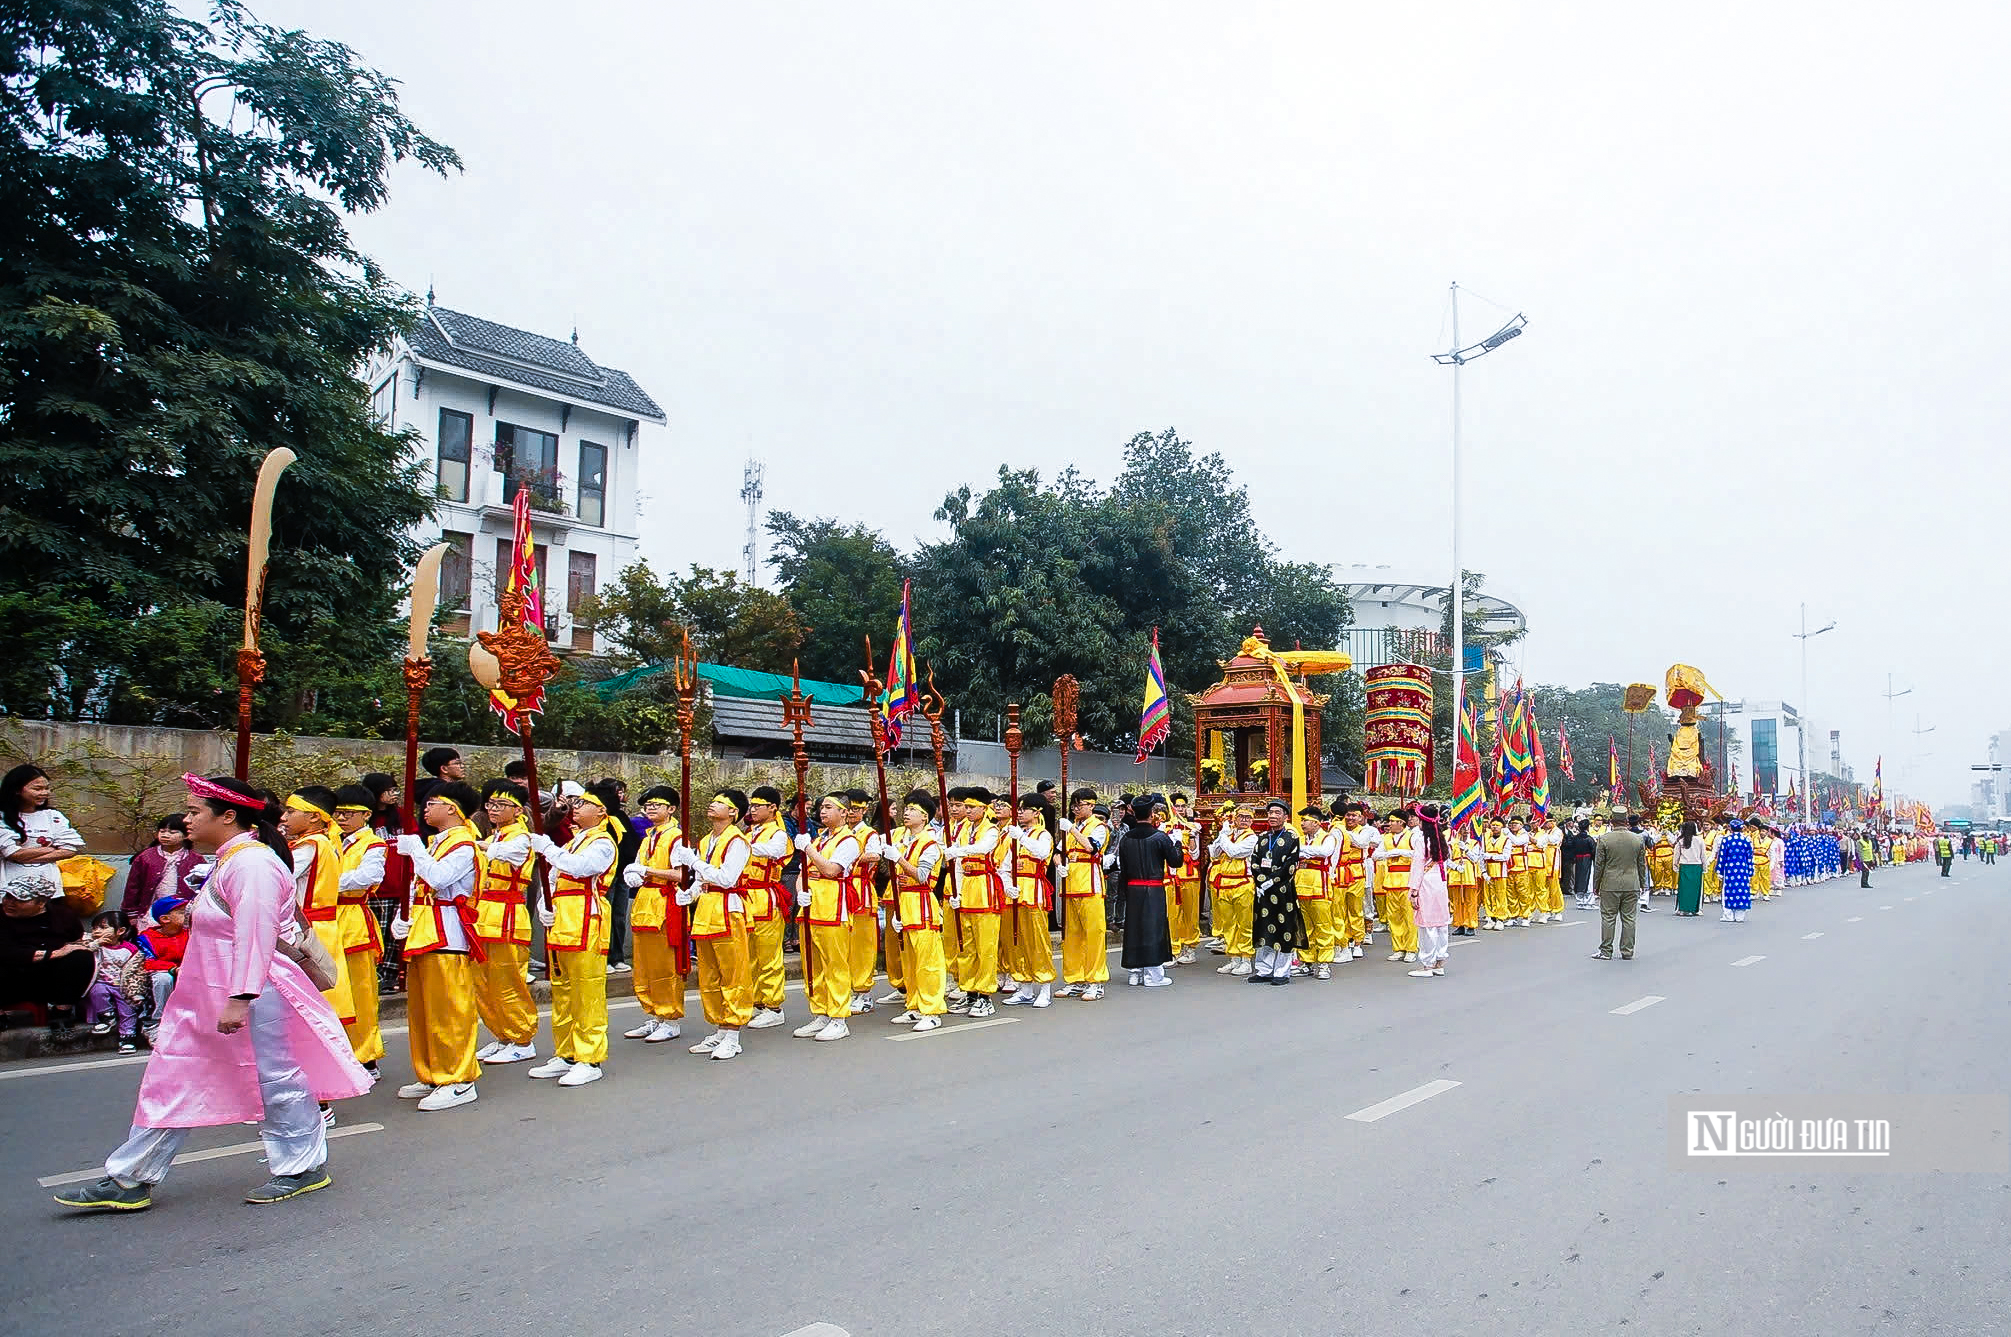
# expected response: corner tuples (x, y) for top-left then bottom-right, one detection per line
(587, 660), (865, 705)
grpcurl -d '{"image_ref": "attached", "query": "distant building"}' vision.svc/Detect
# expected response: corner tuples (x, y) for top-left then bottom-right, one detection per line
(1710, 698), (1825, 800)
(1336, 564), (1527, 671)
(363, 301), (666, 653)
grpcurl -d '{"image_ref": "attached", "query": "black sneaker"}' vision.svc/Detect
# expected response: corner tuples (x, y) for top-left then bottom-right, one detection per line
(244, 1170), (331, 1204)
(53, 1177), (152, 1212)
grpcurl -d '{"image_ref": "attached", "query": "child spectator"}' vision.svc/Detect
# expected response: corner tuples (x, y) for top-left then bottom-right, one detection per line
(136, 895), (192, 1040)
(86, 911), (146, 1051)
(121, 815), (201, 926)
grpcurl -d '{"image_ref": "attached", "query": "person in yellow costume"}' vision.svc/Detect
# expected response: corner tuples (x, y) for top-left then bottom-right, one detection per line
(1373, 811), (1420, 962)
(279, 788), (355, 1093)
(1055, 788), (1112, 998)
(1536, 814), (1566, 922)
(986, 793), (1020, 999)
(940, 786), (972, 1002)
(1447, 822), (1482, 936)
(1163, 794), (1203, 964)
(881, 792), (947, 1030)
(523, 783), (617, 1087)
(1207, 802), (1258, 975)
(673, 789), (756, 1060)
(1646, 824), (1677, 902)
(620, 786), (687, 1045)
(390, 782), (485, 1112)
(942, 789), (1004, 1018)
(467, 780), (541, 1067)
(1002, 793), (1057, 1007)
(1293, 806), (1339, 978)
(1479, 817), (1510, 929)
(1331, 801), (1375, 958)
(739, 785), (792, 1031)
(330, 785), (387, 1078)
(842, 790), (885, 1016)
(1749, 820), (1774, 899)
(792, 794), (861, 1041)
(1701, 818), (1724, 902)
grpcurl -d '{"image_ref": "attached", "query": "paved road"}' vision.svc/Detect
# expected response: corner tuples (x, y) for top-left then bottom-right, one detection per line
(3, 860), (2005, 1337)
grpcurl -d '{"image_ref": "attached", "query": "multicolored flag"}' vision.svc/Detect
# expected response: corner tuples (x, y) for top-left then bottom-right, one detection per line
(1501, 688), (1534, 784)
(1868, 757), (1883, 813)
(1451, 694), (1486, 831)
(489, 486), (548, 734)
(876, 579), (920, 749)
(1134, 626), (1170, 763)
(1527, 700), (1551, 816)
(1557, 725), (1575, 781)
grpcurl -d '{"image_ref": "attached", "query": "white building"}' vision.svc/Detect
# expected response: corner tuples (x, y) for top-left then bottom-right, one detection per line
(1711, 698), (1827, 800)
(364, 302), (666, 654)
(1335, 563), (1528, 671)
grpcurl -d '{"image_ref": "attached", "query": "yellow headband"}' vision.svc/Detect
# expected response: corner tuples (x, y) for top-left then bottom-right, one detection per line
(428, 794), (468, 821)
(334, 803), (373, 814)
(286, 794), (333, 822)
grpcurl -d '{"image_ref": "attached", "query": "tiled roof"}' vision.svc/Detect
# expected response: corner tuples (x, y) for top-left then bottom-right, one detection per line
(407, 306), (666, 422)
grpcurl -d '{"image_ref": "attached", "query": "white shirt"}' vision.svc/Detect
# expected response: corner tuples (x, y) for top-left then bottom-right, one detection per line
(1209, 829), (1257, 858)
(545, 831), (617, 879)
(337, 833), (387, 893)
(689, 830), (752, 915)
(410, 832), (478, 952)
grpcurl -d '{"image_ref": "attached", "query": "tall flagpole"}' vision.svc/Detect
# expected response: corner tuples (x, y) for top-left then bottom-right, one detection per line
(1449, 281), (1464, 807)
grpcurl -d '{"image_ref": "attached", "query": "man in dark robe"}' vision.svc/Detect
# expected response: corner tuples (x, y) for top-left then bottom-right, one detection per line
(1117, 795), (1184, 987)
(1249, 798), (1304, 984)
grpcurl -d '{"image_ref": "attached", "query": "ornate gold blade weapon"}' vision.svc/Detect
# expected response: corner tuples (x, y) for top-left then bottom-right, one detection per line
(397, 541), (450, 912)
(235, 448), (296, 780)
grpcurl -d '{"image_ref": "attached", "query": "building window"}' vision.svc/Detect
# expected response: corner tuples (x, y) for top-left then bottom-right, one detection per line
(568, 551), (598, 651)
(577, 441), (606, 527)
(495, 422), (561, 513)
(1752, 717), (1779, 795)
(372, 375), (398, 428)
(439, 530), (473, 611)
(437, 410), (472, 503)
(495, 538), (552, 638)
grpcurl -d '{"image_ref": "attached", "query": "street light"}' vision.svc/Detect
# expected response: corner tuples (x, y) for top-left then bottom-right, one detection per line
(1791, 603), (1834, 823)
(1882, 674), (1911, 785)
(1431, 287), (1528, 779)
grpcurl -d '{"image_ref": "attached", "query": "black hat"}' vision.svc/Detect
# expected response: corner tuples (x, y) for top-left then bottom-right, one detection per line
(962, 786), (996, 805)
(751, 784), (782, 806)
(638, 785), (678, 807)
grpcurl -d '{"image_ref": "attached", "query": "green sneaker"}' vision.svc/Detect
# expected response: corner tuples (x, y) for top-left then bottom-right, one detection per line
(244, 1169), (330, 1204)
(53, 1177), (152, 1212)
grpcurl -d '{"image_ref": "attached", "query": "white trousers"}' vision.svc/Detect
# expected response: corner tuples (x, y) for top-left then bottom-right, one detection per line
(1253, 945), (1294, 978)
(106, 990), (326, 1187)
(1417, 925), (1450, 967)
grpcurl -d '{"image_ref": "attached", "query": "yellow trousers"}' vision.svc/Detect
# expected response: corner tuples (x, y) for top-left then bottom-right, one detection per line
(1216, 887), (1253, 958)
(342, 948), (383, 1064)
(1299, 897), (1337, 963)
(957, 913), (1002, 994)
(1061, 898), (1107, 983)
(405, 951), (480, 1087)
(997, 903), (1019, 985)
(1544, 870), (1564, 914)
(632, 931), (687, 1020)
(550, 949), (608, 1065)
(1383, 887), (1419, 953)
(695, 923), (754, 1028)
(945, 907), (964, 981)
(472, 940), (539, 1046)
(1168, 877), (1202, 950)
(900, 928), (947, 1016)
(807, 923), (852, 1018)
(1338, 881), (1367, 945)
(1449, 880), (1480, 930)
(1012, 904), (1055, 983)
(748, 913), (786, 1011)
(883, 912), (905, 990)
(849, 911), (880, 994)
(1484, 873), (1509, 920)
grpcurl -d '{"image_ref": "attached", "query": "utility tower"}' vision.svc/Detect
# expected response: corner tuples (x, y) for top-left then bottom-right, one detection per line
(740, 458), (765, 585)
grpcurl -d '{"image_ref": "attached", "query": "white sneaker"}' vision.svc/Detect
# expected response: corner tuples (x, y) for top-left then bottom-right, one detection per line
(1127, 970), (1143, 986)
(1030, 984), (1052, 1008)
(1142, 974), (1172, 987)
(1407, 968), (1435, 978)
(645, 1019), (682, 1043)
(557, 1062), (603, 1087)
(1431, 967), (1445, 976)
(1387, 952), (1405, 962)
(476, 1041), (504, 1061)
(1216, 960), (1239, 974)
(711, 1033), (742, 1060)
(890, 1009), (919, 1024)
(609, 961), (632, 974)
(1056, 983), (1084, 997)
(849, 995), (874, 1015)
(793, 1018), (833, 1038)
(321, 1105), (335, 1128)
(416, 1082), (478, 1111)
(1001, 988), (1035, 1006)
(688, 1032), (724, 1053)
(911, 1016), (943, 1032)
(1403, 952), (1418, 962)
(1230, 960), (1252, 976)
(1351, 944), (1365, 958)
(814, 1019), (850, 1042)
(748, 1007), (786, 1030)
(527, 1057), (573, 1079)
(969, 997), (997, 1018)
(875, 989), (905, 1005)
(1176, 948), (1197, 965)
(1080, 984), (1104, 1001)
(395, 1082), (433, 1100)
(486, 1042), (538, 1064)
(1315, 965), (1331, 980)
(623, 1019), (657, 1040)
(1720, 912), (1736, 922)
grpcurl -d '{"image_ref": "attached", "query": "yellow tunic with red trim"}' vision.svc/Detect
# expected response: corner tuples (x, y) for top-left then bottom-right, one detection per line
(336, 829), (385, 956)
(894, 829), (944, 930)
(1063, 817), (1110, 898)
(406, 825), (481, 958)
(956, 817), (1004, 913)
(742, 818), (787, 922)
(690, 826), (750, 940)
(848, 820), (878, 915)
(291, 829), (345, 962)
(1010, 823), (1055, 910)
(804, 830), (855, 928)
(1208, 828), (1253, 895)
(546, 826), (615, 954)
(1334, 826), (1369, 890)
(630, 820), (683, 936)
(472, 820), (536, 947)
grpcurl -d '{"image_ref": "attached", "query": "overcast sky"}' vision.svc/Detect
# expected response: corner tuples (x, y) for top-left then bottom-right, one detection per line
(271, 1), (2010, 806)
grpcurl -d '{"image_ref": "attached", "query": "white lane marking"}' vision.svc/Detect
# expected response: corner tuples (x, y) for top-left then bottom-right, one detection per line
(779, 1325), (851, 1337)
(1903, 896), (1916, 902)
(1561, 920), (1587, 926)
(1846, 916), (1863, 923)
(38, 1122), (386, 1187)
(1879, 905), (1893, 911)
(1922, 890), (1934, 896)
(1609, 995), (1665, 1016)
(1802, 932), (1824, 940)
(1732, 955), (1766, 968)
(887, 1016), (1021, 1042)
(1345, 1079), (1462, 1123)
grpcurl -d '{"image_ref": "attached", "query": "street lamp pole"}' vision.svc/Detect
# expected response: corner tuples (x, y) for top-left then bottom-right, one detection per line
(1793, 602), (1834, 824)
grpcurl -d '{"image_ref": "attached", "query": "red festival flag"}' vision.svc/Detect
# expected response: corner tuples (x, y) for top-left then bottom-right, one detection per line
(1134, 627), (1171, 763)
(1557, 725), (1575, 781)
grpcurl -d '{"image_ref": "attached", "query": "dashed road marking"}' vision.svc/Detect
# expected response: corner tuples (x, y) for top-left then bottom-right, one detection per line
(1732, 955), (1766, 968)
(887, 1016), (1021, 1042)
(39, 1122), (386, 1187)
(1609, 995), (1665, 1016)
(1346, 1079), (1461, 1123)
(1846, 916), (1863, 923)
(1802, 932), (1824, 940)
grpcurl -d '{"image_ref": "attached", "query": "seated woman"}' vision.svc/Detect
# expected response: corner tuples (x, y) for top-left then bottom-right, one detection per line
(0, 879), (94, 1037)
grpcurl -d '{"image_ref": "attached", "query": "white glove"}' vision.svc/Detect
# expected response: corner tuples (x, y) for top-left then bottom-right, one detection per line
(395, 834), (424, 858)
(537, 904), (555, 928)
(1102, 853), (1118, 870)
(622, 863), (645, 889)
(1058, 818), (1075, 833)
(675, 885), (699, 907)
(793, 833), (811, 851)
(948, 895), (961, 910)
(528, 833), (558, 858)
(389, 914), (410, 940)
(879, 846), (897, 863)
(863, 834), (884, 859)
(796, 887), (812, 908)
(890, 917), (902, 933)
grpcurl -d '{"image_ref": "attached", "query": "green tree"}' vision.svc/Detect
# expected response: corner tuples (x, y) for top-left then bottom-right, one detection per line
(765, 511), (905, 683)
(0, 0), (460, 726)
(576, 561), (806, 675)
